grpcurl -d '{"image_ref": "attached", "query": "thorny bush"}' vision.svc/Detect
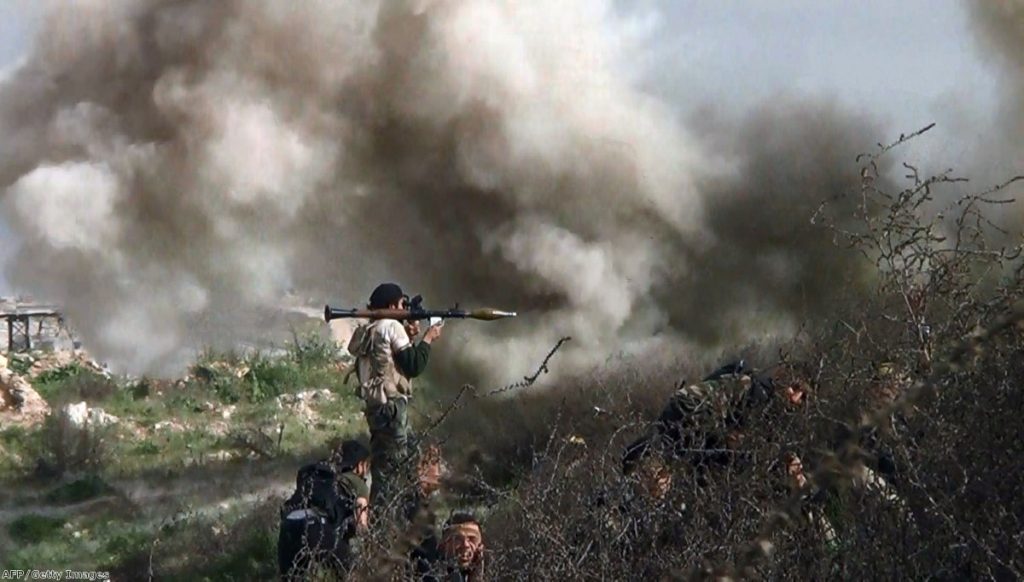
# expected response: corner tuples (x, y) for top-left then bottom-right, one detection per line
(401, 127), (1022, 581)
(121, 128), (1023, 580)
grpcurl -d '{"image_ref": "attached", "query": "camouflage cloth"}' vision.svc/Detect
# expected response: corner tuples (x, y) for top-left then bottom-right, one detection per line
(658, 374), (751, 439)
(365, 397), (414, 507)
(661, 374), (750, 423)
(348, 319), (413, 406)
(348, 318), (422, 509)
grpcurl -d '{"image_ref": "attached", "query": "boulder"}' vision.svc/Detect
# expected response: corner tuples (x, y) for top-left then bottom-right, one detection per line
(0, 367), (50, 428)
(154, 420), (186, 432)
(60, 401), (119, 429)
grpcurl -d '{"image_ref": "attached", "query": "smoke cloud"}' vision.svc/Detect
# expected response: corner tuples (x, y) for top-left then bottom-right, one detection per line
(968, 0), (1024, 156)
(0, 1), (897, 383)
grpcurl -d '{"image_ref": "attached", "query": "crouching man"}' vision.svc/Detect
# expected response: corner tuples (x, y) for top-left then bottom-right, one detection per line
(411, 512), (485, 582)
(623, 360), (808, 483)
(278, 440), (371, 580)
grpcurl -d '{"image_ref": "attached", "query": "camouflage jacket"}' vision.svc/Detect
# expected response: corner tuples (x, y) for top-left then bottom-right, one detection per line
(656, 373), (757, 441)
(621, 370), (774, 473)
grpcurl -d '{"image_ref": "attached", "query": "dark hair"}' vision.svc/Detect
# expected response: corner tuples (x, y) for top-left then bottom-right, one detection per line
(622, 435), (653, 475)
(368, 283), (405, 309)
(332, 439), (370, 471)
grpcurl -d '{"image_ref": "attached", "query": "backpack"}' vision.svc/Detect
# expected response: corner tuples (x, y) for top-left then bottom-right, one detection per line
(281, 462), (358, 538)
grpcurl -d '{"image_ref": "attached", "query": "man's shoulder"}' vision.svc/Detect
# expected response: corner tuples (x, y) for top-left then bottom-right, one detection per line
(337, 471), (370, 499)
(669, 376), (746, 403)
(672, 380), (717, 398)
(711, 373), (748, 391)
(369, 318), (406, 335)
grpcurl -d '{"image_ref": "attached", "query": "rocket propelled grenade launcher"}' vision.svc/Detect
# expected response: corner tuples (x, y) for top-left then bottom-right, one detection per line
(324, 295), (517, 323)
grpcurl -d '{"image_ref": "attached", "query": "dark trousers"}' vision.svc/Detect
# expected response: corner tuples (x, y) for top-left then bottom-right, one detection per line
(365, 397), (413, 508)
(278, 516), (351, 580)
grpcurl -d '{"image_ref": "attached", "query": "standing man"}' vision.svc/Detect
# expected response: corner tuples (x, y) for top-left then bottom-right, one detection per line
(347, 283), (442, 508)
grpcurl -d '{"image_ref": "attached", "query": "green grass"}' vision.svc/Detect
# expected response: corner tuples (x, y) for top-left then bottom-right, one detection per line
(2, 334), (386, 480)
(34, 362), (86, 386)
(45, 474), (116, 505)
(0, 425), (42, 474)
(5, 353), (33, 375)
(1, 335), (372, 576)
(8, 514), (65, 545)
(93, 500), (283, 579)
(190, 525), (278, 581)
(133, 440), (161, 456)
(100, 527), (152, 566)
(5, 514), (148, 571)
(31, 364), (119, 406)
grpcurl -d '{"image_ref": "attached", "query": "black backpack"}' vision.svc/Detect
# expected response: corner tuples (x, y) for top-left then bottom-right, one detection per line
(281, 461), (358, 537)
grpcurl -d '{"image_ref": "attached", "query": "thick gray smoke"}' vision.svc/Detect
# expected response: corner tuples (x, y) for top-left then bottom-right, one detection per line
(0, 1), (882, 383)
(968, 0), (1024, 159)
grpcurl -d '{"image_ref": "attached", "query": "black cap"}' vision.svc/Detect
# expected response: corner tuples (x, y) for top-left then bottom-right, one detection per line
(443, 511), (481, 533)
(369, 283), (405, 309)
(333, 439), (370, 470)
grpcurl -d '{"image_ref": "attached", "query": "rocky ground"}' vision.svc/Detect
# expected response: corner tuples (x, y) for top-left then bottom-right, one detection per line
(0, 332), (375, 578)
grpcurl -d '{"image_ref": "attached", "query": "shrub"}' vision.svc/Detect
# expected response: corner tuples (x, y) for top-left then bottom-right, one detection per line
(32, 365), (119, 405)
(8, 515), (65, 545)
(34, 407), (109, 478)
(290, 332), (339, 370)
(34, 363), (85, 385)
(243, 356), (300, 403)
(109, 129), (1024, 579)
(45, 474), (116, 505)
(6, 353), (33, 375)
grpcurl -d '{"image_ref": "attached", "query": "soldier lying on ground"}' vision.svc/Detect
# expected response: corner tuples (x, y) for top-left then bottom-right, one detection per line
(622, 360), (802, 484)
(278, 439), (371, 580)
(411, 511), (486, 582)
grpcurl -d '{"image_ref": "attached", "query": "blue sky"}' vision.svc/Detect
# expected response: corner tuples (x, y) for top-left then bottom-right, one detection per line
(0, 1), (1003, 293)
(641, 0), (999, 147)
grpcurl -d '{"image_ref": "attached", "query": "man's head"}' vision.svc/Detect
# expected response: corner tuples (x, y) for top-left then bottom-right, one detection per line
(871, 361), (908, 403)
(441, 512), (484, 572)
(417, 444), (445, 497)
(783, 452), (808, 490)
(773, 362), (813, 406)
(332, 439), (371, 477)
(368, 283), (406, 310)
(636, 454), (673, 499)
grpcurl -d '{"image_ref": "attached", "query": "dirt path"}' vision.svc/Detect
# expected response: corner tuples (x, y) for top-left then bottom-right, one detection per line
(0, 458), (301, 551)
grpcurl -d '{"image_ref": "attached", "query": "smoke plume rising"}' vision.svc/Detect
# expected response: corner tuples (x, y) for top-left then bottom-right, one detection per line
(968, 0), (1024, 157)
(0, 1), (914, 383)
